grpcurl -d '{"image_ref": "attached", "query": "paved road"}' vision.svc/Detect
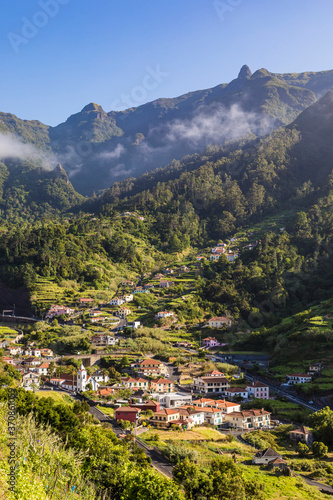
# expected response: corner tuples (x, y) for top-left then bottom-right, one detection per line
(299, 474), (333, 495)
(89, 406), (174, 478)
(135, 438), (173, 478)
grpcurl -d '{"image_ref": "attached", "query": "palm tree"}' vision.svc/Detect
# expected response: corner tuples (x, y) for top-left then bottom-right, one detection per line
(67, 365), (77, 393)
(47, 361), (55, 382)
(30, 382), (39, 394)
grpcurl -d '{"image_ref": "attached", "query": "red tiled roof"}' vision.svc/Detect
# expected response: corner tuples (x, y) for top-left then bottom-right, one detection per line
(248, 381), (269, 388)
(152, 378), (173, 385)
(208, 317), (230, 321)
(140, 359), (162, 366)
(115, 407), (140, 413)
(227, 409), (271, 418)
(154, 408), (179, 416)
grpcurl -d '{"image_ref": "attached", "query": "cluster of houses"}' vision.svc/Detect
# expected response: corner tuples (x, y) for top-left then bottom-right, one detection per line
(2, 346), (55, 390)
(284, 364), (323, 385)
(252, 426), (314, 470)
(206, 240), (258, 263)
(209, 243), (239, 263)
(192, 370), (270, 400)
(115, 396), (272, 431)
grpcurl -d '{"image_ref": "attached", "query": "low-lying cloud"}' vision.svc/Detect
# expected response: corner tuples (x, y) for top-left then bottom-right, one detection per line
(0, 132), (56, 169)
(161, 103), (274, 145)
(98, 144), (125, 160)
(0, 133), (57, 170)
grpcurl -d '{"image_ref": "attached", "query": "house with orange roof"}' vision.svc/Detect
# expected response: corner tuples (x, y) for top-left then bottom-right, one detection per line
(115, 406), (141, 424)
(150, 378), (174, 393)
(122, 377), (149, 390)
(208, 317), (232, 328)
(116, 307), (131, 318)
(200, 407), (224, 426)
(192, 398), (215, 408)
(150, 408), (180, 428)
(207, 400), (241, 414)
(34, 362), (50, 376)
(137, 358), (168, 376)
(224, 408), (271, 430)
(289, 426), (313, 445)
(98, 387), (116, 398)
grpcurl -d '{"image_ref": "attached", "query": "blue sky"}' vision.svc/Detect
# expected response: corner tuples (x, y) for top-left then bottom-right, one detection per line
(1, 0), (332, 126)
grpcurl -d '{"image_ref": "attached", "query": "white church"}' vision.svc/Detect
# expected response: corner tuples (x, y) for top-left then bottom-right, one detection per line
(52, 363), (102, 392)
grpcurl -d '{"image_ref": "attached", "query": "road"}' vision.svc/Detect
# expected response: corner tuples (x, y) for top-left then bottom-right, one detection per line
(89, 406), (174, 478)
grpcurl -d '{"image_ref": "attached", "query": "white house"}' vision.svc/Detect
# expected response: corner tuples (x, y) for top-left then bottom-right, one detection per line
(201, 407), (224, 426)
(286, 373), (312, 384)
(155, 311), (175, 319)
(159, 281), (174, 288)
(116, 308), (131, 318)
(91, 370), (110, 384)
(210, 254), (221, 261)
(246, 381), (270, 399)
(127, 321), (141, 330)
(226, 253), (238, 262)
(208, 317), (232, 328)
(8, 347), (22, 355)
(91, 335), (119, 346)
(192, 374), (230, 394)
(225, 408), (271, 430)
(22, 371), (40, 390)
(121, 294), (134, 302)
(155, 392), (193, 408)
(34, 362), (49, 376)
(224, 387), (249, 400)
(253, 448), (282, 465)
(110, 297), (125, 306)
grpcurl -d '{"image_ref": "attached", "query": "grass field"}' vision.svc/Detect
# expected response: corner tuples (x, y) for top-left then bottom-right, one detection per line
(241, 466), (327, 499)
(97, 405), (114, 416)
(35, 390), (73, 405)
(140, 427), (255, 466)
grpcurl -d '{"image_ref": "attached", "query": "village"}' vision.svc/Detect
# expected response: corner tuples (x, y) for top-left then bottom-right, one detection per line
(0, 236), (331, 493)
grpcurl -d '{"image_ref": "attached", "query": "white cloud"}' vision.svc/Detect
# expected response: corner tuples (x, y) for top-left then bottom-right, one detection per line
(98, 144), (125, 160)
(163, 103), (273, 145)
(0, 132), (56, 169)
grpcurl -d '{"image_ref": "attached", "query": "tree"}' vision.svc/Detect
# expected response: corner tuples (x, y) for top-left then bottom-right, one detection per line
(312, 441), (328, 458)
(309, 406), (333, 447)
(67, 365), (77, 393)
(46, 362), (55, 382)
(296, 442), (309, 457)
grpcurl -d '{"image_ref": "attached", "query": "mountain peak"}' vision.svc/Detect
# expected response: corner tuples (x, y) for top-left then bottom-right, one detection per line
(81, 102), (105, 113)
(52, 163), (70, 184)
(238, 65), (252, 79)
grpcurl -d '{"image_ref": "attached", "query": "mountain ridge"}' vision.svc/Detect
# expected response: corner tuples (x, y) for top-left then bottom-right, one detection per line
(1, 66), (333, 194)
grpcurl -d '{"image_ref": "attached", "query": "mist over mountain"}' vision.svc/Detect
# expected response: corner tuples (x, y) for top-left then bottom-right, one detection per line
(1, 66), (333, 195)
